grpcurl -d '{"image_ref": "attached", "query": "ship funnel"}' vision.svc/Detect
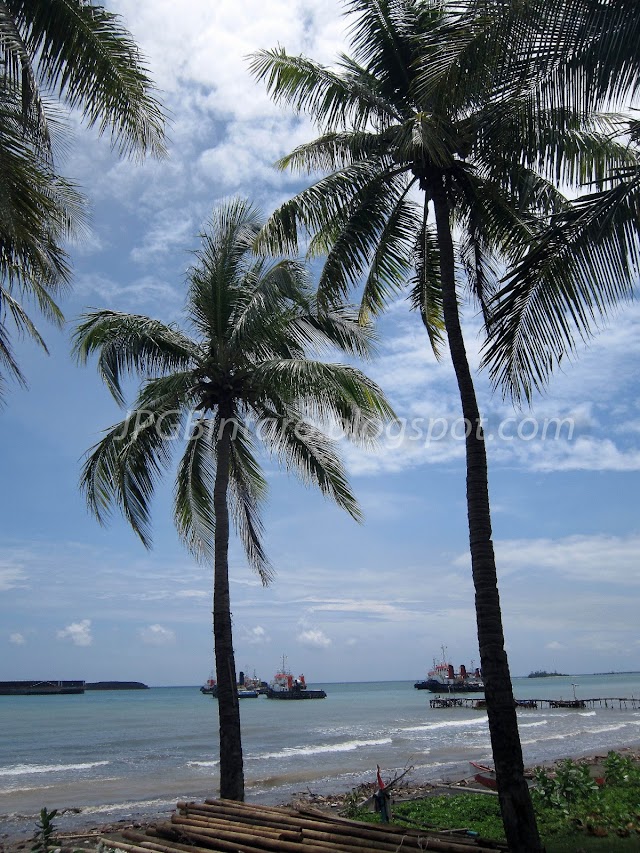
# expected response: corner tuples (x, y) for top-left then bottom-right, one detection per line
(460, 664), (467, 678)
(239, 671), (245, 685)
(447, 664), (455, 679)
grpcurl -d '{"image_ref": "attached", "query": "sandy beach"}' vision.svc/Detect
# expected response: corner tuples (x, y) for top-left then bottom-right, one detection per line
(2, 747), (638, 853)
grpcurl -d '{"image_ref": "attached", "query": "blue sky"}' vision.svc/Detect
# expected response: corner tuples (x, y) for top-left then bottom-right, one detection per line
(1, 0), (639, 687)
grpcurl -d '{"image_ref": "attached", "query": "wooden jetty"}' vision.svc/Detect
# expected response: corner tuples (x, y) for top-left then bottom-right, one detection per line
(429, 696), (640, 710)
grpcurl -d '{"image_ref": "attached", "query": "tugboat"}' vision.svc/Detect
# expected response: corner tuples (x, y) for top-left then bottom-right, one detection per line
(266, 657), (327, 700)
(414, 647), (484, 693)
(200, 671), (260, 698)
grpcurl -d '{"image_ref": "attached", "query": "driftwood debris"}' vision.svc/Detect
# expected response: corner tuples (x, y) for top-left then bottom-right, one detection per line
(100, 798), (508, 853)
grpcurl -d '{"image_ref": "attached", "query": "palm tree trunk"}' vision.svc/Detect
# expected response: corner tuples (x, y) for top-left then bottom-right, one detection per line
(213, 404), (244, 801)
(430, 175), (543, 852)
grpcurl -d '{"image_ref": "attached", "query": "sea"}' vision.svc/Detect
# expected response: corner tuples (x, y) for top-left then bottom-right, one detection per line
(2, 674), (640, 840)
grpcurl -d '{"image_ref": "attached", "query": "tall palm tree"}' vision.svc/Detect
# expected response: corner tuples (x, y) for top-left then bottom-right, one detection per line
(74, 198), (392, 802)
(0, 0), (166, 397)
(250, 1), (636, 847)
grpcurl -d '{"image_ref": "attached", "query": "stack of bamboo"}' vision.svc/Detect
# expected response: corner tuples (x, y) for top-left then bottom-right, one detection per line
(102, 798), (508, 853)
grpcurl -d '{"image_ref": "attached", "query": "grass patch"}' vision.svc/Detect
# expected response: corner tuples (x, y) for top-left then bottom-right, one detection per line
(344, 752), (640, 850)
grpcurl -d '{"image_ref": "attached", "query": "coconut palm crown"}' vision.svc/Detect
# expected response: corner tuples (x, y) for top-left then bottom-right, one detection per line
(74, 198), (393, 802)
(249, 0), (637, 848)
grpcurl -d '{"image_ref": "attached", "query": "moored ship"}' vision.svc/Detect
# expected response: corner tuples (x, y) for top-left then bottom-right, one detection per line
(200, 670), (262, 698)
(415, 648), (484, 693)
(266, 658), (326, 699)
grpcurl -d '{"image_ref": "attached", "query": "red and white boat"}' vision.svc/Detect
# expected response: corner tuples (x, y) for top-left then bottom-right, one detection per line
(266, 657), (327, 700)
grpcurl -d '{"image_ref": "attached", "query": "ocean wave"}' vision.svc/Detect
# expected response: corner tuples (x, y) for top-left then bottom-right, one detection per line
(187, 760), (220, 768)
(253, 737), (392, 761)
(584, 721), (640, 735)
(518, 721), (548, 729)
(400, 717), (488, 733)
(81, 797), (176, 816)
(0, 761), (109, 777)
(521, 733), (572, 746)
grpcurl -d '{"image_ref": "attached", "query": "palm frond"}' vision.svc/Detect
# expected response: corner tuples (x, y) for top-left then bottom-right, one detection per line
(253, 358), (394, 442)
(80, 401), (182, 546)
(174, 417), (217, 561)
(359, 188), (422, 320)
(408, 206), (444, 356)
(248, 47), (399, 131)
(0, 319), (27, 398)
(11, 0), (166, 158)
(484, 175), (640, 402)
(228, 422), (273, 585)
(258, 404), (362, 522)
(73, 311), (198, 406)
(312, 167), (414, 306)
(276, 130), (391, 175)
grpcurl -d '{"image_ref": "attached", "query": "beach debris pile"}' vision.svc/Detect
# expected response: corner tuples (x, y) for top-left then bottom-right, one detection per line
(100, 798), (508, 853)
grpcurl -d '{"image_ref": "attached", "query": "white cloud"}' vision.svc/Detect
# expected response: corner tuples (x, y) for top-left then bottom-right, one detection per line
(243, 625), (270, 645)
(9, 632), (26, 645)
(297, 628), (332, 648)
(57, 619), (93, 647)
(138, 624), (176, 645)
(75, 271), (181, 307)
(495, 534), (640, 585)
(0, 564), (27, 592)
(306, 598), (414, 621)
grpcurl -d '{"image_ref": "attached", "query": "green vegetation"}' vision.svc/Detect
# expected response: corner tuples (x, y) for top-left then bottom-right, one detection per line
(346, 753), (640, 850)
(528, 671), (569, 678)
(31, 807), (58, 853)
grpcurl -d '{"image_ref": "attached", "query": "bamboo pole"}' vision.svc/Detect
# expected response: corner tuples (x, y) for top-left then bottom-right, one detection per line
(108, 798), (510, 853)
(172, 826), (361, 853)
(178, 807), (421, 849)
(178, 802), (306, 832)
(178, 801), (504, 851)
(172, 813), (302, 842)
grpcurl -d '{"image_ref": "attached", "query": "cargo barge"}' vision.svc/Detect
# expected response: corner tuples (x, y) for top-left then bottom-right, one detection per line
(0, 680), (85, 695)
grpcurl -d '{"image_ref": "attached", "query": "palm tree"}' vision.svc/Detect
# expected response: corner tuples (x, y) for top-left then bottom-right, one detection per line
(0, 0), (166, 397)
(74, 198), (392, 802)
(249, 1), (637, 847)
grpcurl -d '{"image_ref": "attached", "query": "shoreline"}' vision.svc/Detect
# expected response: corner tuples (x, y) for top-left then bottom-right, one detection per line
(2, 746), (639, 852)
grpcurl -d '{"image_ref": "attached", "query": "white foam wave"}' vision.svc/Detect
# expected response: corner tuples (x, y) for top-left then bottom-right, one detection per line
(585, 722), (639, 735)
(578, 711), (596, 717)
(187, 760), (219, 768)
(81, 797), (174, 816)
(255, 737), (392, 761)
(518, 721), (548, 729)
(0, 761), (109, 777)
(401, 717), (488, 733)
(521, 733), (572, 746)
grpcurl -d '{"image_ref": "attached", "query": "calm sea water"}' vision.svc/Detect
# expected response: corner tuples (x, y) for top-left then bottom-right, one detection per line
(2, 674), (640, 839)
